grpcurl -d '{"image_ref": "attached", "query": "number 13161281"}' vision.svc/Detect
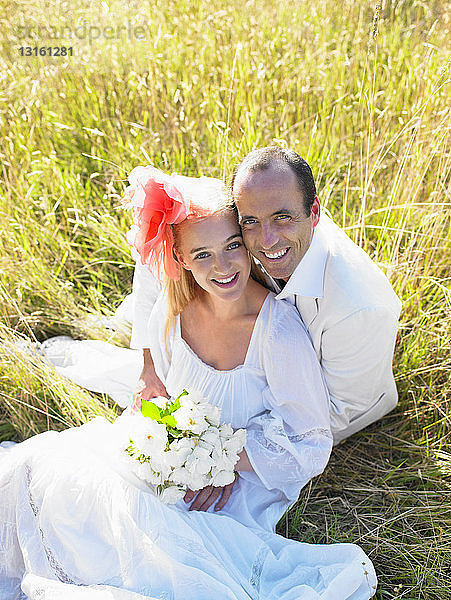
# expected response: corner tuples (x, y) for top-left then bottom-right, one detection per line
(19, 47), (73, 57)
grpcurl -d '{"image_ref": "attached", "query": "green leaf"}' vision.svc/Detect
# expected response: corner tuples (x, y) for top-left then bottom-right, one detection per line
(161, 414), (177, 428)
(141, 400), (162, 421)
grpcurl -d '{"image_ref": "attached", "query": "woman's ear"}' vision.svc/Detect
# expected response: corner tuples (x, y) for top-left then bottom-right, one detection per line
(173, 248), (190, 271)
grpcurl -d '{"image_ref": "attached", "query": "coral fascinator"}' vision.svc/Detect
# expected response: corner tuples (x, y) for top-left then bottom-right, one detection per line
(121, 165), (226, 280)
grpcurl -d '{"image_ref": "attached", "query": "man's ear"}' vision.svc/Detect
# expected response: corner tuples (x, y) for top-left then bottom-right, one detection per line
(173, 248), (190, 271)
(311, 195), (320, 229)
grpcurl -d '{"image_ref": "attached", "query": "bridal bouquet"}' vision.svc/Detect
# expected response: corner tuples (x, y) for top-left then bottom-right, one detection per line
(117, 390), (246, 504)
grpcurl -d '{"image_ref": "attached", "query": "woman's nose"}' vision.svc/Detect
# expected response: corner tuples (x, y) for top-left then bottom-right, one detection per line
(214, 253), (230, 274)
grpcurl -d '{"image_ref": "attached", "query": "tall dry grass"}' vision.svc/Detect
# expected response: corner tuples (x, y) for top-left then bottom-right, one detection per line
(0, 1), (450, 597)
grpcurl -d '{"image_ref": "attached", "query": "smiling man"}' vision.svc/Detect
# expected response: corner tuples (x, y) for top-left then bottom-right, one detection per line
(131, 147), (401, 444)
(231, 146), (402, 442)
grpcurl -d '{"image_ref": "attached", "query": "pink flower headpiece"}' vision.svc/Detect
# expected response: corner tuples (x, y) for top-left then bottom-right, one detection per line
(121, 166), (190, 280)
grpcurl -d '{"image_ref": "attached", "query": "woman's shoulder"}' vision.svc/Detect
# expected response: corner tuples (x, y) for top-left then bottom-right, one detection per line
(265, 293), (306, 330)
(256, 294), (312, 357)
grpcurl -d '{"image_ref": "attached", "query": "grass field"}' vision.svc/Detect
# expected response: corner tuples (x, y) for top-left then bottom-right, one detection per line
(1, 1), (450, 598)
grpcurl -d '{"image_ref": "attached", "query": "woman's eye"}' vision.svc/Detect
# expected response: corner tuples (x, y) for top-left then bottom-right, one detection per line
(194, 252), (210, 260)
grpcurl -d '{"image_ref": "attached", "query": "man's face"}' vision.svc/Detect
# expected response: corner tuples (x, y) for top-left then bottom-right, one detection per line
(233, 163), (320, 281)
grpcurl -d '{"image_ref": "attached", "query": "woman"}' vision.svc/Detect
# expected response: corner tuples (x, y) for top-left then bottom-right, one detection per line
(0, 167), (377, 599)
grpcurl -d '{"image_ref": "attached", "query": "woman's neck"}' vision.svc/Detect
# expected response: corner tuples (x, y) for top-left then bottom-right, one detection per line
(197, 279), (266, 322)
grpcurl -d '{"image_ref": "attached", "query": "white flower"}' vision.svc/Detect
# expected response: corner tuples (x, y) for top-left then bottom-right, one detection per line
(184, 390), (204, 405)
(113, 414), (142, 451)
(199, 426), (220, 445)
(185, 446), (214, 475)
(210, 469), (236, 487)
(133, 419), (168, 456)
(218, 423), (234, 439)
(223, 428), (246, 455)
(169, 466), (191, 486)
(165, 437), (195, 469)
(203, 404), (221, 427)
(173, 404), (209, 435)
(148, 455), (173, 481)
(152, 395), (172, 409)
(116, 389), (244, 499)
(186, 471), (210, 491)
(158, 485), (186, 504)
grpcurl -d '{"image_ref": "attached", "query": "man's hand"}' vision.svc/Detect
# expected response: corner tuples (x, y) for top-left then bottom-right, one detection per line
(132, 349), (168, 413)
(184, 476), (238, 512)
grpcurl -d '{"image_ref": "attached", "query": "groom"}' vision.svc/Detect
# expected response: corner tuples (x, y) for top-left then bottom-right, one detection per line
(131, 146), (401, 444)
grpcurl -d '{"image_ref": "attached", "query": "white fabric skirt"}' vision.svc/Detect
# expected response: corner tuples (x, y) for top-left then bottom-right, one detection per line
(0, 419), (376, 600)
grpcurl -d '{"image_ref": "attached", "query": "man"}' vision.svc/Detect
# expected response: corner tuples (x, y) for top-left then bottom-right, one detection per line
(131, 146), (401, 444)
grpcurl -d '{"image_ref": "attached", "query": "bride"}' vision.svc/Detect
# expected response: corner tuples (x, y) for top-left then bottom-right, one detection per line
(0, 167), (377, 599)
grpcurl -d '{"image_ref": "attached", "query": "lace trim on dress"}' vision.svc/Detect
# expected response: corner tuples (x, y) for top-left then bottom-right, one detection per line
(25, 464), (80, 586)
(275, 426), (333, 443)
(170, 532), (211, 561)
(255, 427), (332, 453)
(249, 544), (268, 595)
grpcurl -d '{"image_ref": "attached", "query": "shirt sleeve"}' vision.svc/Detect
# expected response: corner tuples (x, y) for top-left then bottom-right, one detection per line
(144, 290), (172, 385)
(243, 303), (333, 501)
(130, 261), (163, 350)
(321, 305), (400, 443)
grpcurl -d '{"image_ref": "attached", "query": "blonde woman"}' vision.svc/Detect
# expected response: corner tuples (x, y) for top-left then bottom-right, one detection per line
(0, 167), (377, 599)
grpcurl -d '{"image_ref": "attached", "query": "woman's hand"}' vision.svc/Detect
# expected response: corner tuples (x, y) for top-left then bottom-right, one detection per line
(234, 449), (254, 472)
(184, 476), (238, 512)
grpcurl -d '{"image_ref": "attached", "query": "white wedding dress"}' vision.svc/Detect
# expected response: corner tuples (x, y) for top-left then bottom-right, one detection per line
(0, 292), (377, 599)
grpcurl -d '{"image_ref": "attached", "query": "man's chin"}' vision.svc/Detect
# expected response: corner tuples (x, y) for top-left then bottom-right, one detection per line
(259, 260), (294, 282)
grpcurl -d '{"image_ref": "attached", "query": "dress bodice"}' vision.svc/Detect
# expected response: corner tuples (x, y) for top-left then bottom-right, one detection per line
(164, 294), (272, 430)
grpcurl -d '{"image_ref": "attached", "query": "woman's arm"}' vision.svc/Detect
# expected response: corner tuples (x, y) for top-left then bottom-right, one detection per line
(243, 302), (333, 501)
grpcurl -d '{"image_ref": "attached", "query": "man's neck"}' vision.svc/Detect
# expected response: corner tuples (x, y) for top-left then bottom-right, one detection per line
(274, 277), (287, 291)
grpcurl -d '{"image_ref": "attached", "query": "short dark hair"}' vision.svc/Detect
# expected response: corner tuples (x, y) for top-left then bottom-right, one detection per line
(231, 146), (317, 215)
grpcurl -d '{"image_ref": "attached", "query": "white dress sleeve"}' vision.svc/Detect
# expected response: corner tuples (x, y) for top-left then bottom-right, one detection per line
(244, 301), (333, 501)
(130, 261), (162, 350)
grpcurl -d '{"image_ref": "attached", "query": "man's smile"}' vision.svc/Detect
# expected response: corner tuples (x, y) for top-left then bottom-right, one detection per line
(261, 248), (290, 260)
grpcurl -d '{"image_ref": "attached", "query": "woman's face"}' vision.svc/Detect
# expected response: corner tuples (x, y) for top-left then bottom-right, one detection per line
(176, 211), (251, 302)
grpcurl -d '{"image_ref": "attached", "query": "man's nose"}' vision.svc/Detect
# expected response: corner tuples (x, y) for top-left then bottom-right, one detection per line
(260, 223), (278, 249)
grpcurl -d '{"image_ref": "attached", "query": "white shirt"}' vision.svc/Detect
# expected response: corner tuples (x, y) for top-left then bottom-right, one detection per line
(131, 214), (402, 443)
(268, 214), (402, 442)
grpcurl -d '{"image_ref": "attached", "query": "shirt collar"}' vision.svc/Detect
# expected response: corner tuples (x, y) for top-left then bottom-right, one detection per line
(275, 217), (328, 300)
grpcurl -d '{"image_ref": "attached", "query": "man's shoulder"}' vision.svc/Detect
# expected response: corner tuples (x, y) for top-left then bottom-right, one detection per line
(316, 215), (401, 321)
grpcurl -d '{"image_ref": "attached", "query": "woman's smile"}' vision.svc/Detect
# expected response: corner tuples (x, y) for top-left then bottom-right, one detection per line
(211, 272), (240, 288)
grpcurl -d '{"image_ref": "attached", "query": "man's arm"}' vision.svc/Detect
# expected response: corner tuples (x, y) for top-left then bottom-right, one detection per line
(131, 349), (167, 411)
(130, 261), (167, 409)
(130, 261), (162, 350)
(321, 305), (400, 444)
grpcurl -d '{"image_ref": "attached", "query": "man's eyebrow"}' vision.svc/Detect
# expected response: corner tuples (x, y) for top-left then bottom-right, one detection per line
(271, 209), (296, 216)
(240, 209), (295, 221)
(190, 234), (241, 254)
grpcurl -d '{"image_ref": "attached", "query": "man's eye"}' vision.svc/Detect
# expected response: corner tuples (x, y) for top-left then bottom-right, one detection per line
(227, 241), (242, 250)
(241, 218), (257, 226)
(275, 215), (290, 221)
